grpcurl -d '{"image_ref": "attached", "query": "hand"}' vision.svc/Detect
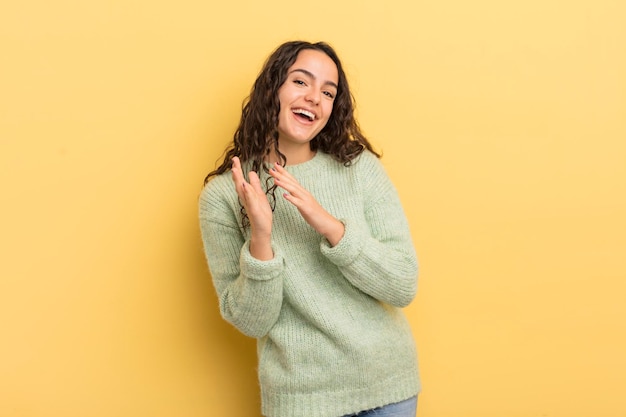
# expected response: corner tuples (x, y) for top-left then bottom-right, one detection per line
(231, 157), (273, 260)
(270, 162), (345, 246)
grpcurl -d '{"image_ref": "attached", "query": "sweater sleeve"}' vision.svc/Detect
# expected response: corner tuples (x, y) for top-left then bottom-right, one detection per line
(199, 183), (284, 338)
(320, 154), (418, 307)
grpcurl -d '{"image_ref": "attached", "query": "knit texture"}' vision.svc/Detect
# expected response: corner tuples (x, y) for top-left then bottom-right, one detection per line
(199, 151), (420, 417)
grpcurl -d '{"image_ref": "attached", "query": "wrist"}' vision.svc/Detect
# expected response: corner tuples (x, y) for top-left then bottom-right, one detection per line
(321, 217), (345, 247)
(249, 233), (273, 261)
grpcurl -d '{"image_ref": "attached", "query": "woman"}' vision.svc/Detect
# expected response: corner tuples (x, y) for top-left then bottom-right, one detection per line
(199, 40), (420, 417)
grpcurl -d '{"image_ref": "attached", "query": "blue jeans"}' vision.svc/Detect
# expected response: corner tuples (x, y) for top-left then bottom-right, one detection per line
(342, 396), (418, 417)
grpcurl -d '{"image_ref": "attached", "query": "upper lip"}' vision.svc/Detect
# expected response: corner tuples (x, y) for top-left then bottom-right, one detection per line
(292, 107), (317, 121)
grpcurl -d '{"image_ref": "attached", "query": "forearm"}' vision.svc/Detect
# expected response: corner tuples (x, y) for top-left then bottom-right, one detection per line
(337, 241), (418, 307)
(321, 217), (418, 308)
(317, 214), (345, 247)
(218, 267), (283, 337)
(200, 211), (284, 337)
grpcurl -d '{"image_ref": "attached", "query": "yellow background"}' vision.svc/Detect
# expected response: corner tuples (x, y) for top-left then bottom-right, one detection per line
(1, 0), (625, 416)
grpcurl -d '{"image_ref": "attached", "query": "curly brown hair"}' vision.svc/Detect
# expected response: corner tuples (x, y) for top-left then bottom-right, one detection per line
(203, 41), (379, 225)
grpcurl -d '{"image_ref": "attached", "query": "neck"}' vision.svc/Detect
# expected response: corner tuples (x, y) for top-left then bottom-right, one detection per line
(270, 143), (316, 166)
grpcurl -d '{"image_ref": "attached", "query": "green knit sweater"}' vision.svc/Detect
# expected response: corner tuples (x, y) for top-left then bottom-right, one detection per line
(199, 150), (420, 417)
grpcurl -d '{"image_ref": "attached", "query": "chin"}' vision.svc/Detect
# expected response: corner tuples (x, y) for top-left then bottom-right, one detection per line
(281, 131), (319, 144)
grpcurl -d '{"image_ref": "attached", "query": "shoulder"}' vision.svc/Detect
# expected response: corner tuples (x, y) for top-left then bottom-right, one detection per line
(199, 171), (238, 221)
(200, 171), (233, 200)
(351, 150), (389, 180)
(351, 150), (400, 203)
(354, 149), (380, 163)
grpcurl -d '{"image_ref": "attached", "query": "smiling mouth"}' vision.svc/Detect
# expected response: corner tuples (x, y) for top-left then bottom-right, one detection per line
(292, 108), (315, 122)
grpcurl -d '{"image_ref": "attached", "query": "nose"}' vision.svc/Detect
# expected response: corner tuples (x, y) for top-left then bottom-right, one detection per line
(305, 89), (321, 105)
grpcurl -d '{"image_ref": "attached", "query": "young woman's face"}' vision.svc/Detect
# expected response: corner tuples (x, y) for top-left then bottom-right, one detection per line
(276, 49), (339, 149)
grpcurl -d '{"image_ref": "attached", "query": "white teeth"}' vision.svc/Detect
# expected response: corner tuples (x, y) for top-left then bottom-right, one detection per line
(293, 108), (315, 121)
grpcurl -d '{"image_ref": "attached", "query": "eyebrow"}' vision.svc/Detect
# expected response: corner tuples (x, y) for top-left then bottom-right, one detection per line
(289, 68), (339, 90)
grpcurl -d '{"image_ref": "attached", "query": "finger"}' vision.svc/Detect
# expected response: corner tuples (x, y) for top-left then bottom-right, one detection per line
(242, 176), (270, 220)
(281, 192), (310, 213)
(282, 191), (295, 204)
(248, 170), (264, 195)
(240, 181), (254, 205)
(270, 163), (299, 191)
(272, 162), (287, 172)
(274, 177), (298, 197)
(231, 157), (248, 196)
(231, 157), (244, 182)
(270, 162), (295, 180)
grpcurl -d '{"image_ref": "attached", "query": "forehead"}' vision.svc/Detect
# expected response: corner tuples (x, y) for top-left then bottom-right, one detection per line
(288, 49), (339, 84)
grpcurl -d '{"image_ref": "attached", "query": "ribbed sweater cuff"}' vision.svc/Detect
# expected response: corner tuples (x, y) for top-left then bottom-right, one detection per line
(240, 240), (284, 280)
(319, 219), (365, 266)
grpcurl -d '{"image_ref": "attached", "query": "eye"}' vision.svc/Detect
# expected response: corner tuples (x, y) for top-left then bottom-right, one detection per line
(293, 79), (306, 86)
(323, 91), (335, 99)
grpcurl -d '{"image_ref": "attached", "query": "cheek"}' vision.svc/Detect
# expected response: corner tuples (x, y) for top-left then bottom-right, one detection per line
(278, 101), (291, 121)
(323, 102), (335, 122)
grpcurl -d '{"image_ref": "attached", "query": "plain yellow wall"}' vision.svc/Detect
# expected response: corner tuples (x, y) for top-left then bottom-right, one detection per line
(1, 0), (625, 416)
